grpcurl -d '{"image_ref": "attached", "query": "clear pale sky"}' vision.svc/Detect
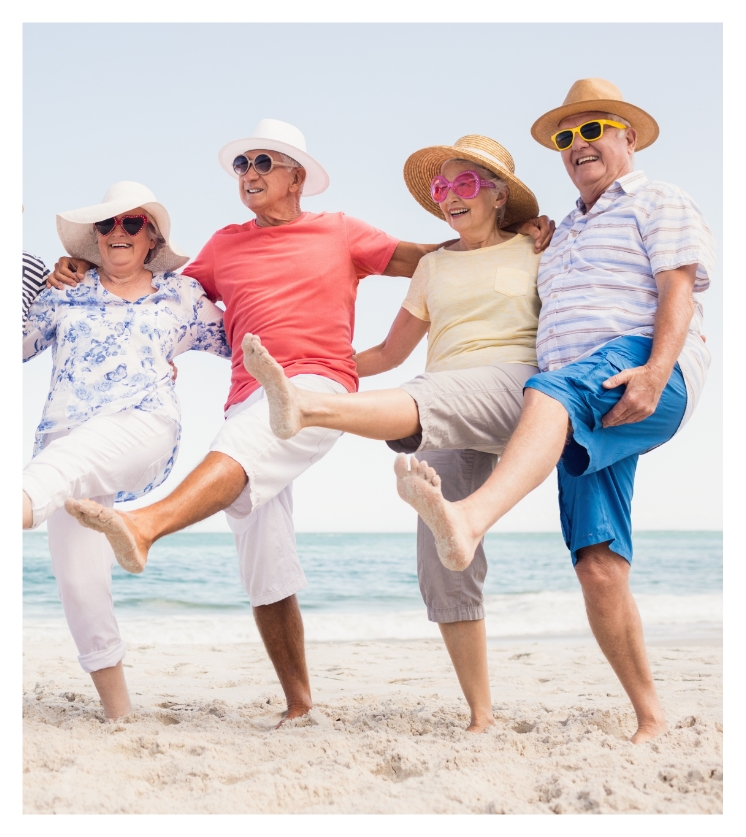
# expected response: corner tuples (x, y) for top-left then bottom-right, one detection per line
(22, 22), (722, 532)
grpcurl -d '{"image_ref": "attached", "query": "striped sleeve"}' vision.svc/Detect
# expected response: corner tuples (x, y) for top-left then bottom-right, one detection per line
(22, 252), (50, 322)
(641, 186), (715, 291)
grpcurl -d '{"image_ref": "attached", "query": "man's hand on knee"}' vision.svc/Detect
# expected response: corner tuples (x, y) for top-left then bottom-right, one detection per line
(601, 365), (667, 428)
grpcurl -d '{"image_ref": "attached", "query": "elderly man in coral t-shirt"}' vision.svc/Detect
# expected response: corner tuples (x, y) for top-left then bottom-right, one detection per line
(54, 120), (551, 723)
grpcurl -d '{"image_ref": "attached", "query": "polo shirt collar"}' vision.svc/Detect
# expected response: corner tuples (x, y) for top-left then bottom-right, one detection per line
(616, 169), (648, 195)
(575, 169), (648, 214)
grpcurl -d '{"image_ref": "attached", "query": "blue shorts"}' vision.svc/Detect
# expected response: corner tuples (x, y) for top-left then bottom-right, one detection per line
(525, 336), (687, 566)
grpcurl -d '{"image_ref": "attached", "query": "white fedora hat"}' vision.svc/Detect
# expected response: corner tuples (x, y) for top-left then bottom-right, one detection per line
(218, 118), (329, 196)
(56, 181), (189, 273)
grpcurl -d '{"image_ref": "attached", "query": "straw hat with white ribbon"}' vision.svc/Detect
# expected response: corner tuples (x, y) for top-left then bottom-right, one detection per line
(530, 77), (659, 151)
(56, 181), (189, 273)
(218, 118), (329, 196)
(403, 135), (539, 228)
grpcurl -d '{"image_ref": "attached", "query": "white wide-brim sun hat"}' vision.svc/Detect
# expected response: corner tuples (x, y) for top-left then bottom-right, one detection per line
(56, 181), (189, 273)
(218, 118), (329, 196)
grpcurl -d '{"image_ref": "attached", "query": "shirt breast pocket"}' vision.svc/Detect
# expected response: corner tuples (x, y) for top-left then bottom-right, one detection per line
(494, 268), (528, 298)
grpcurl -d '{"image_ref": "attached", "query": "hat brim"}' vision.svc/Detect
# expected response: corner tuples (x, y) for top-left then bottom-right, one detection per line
(218, 137), (329, 197)
(56, 197), (189, 274)
(530, 100), (659, 151)
(403, 145), (539, 228)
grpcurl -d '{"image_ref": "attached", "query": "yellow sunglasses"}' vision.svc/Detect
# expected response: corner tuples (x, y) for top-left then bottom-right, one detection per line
(551, 119), (628, 151)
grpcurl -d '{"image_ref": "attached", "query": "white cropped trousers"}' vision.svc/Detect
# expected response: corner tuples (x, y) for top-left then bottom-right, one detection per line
(23, 375), (344, 671)
(210, 374), (345, 607)
(23, 410), (179, 673)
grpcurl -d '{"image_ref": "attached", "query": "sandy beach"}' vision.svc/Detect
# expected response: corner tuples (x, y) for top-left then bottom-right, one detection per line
(23, 624), (722, 815)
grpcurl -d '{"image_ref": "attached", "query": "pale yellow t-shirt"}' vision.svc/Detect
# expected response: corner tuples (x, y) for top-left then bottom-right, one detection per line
(402, 233), (541, 372)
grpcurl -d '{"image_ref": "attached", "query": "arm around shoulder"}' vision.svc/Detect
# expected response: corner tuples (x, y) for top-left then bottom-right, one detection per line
(181, 278), (231, 359)
(47, 256), (92, 289)
(382, 241), (443, 278)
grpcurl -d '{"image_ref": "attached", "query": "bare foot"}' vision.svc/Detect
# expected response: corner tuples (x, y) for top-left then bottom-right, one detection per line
(394, 454), (480, 571)
(631, 718), (668, 744)
(467, 717), (496, 733)
(275, 702), (314, 729)
(65, 498), (149, 574)
(242, 333), (304, 439)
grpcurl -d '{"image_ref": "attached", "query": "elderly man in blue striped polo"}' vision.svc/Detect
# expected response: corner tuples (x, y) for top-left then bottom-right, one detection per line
(394, 77), (715, 744)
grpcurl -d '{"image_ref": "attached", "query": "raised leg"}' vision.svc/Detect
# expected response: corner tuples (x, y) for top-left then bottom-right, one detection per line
(575, 543), (667, 743)
(66, 451), (248, 573)
(242, 333), (421, 440)
(395, 388), (569, 570)
(252, 595), (313, 724)
(439, 619), (494, 732)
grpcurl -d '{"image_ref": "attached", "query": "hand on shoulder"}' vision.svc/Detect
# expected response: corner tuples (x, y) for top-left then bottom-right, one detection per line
(47, 256), (92, 290)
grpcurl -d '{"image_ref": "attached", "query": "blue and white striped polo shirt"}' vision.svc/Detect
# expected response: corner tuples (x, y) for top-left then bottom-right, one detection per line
(536, 170), (715, 428)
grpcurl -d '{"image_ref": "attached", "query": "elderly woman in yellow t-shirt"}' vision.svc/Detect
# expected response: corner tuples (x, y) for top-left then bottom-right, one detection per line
(242, 135), (542, 733)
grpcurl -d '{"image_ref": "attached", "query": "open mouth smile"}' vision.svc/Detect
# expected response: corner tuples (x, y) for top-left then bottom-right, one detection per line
(449, 208), (469, 217)
(575, 155), (599, 166)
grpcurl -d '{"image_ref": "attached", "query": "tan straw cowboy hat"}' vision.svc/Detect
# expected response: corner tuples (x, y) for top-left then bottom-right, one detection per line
(56, 181), (189, 273)
(403, 135), (539, 228)
(531, 77), (659, 151)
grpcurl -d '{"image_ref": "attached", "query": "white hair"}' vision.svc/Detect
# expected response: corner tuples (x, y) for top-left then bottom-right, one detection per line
(606, 113), (635, 163)
(142, 213), (164, 265)
(277, 151), (302, 168)
(445, 158), (510, 225)
(607, 113), (631, 138)
(145, 222), (161, 243)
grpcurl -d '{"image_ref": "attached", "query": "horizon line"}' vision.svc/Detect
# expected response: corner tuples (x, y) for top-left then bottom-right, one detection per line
(24, 528), (725, 536)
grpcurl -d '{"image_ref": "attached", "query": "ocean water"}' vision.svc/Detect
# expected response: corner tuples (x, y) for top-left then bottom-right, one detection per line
(23, 531), (722, 643)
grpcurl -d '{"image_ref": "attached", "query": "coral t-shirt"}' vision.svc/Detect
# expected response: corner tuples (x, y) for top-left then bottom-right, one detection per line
(185, 212), (399, 411)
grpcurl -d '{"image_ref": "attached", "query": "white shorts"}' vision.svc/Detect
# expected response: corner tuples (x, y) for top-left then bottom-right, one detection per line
(210, 374), (345, 607)
(22, 410), (179, 673)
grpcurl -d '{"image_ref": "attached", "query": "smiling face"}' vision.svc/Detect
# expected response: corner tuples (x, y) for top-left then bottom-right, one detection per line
(237, 149), (306, 215)
(96, 208), (156, 275)
(558, 111), (636, 205)
(438, 160), (506, 238)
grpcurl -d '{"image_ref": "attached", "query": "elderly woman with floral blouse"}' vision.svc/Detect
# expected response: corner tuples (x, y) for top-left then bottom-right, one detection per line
(22, 181), (230, 720)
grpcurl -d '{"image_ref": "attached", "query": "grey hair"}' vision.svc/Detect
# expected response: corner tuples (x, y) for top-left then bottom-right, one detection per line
(277, 151), (302, 168)
(607, 113), (631, 138)
(446, 158), (510, 226)
(145, 221), (161, 243)
(274, 150), (306, 196)
(143, 214), (165, 265)
(606, 113), (635, 162)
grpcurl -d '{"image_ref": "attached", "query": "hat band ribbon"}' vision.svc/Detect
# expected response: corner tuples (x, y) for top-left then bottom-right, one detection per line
(457, 147), (514, 176)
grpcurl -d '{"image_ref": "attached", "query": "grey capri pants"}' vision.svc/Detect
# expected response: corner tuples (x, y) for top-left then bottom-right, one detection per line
(387, 362), (538, 623)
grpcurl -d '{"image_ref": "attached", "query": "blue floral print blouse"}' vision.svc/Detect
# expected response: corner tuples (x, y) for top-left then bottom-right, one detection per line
(23, 270), (231, 501)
